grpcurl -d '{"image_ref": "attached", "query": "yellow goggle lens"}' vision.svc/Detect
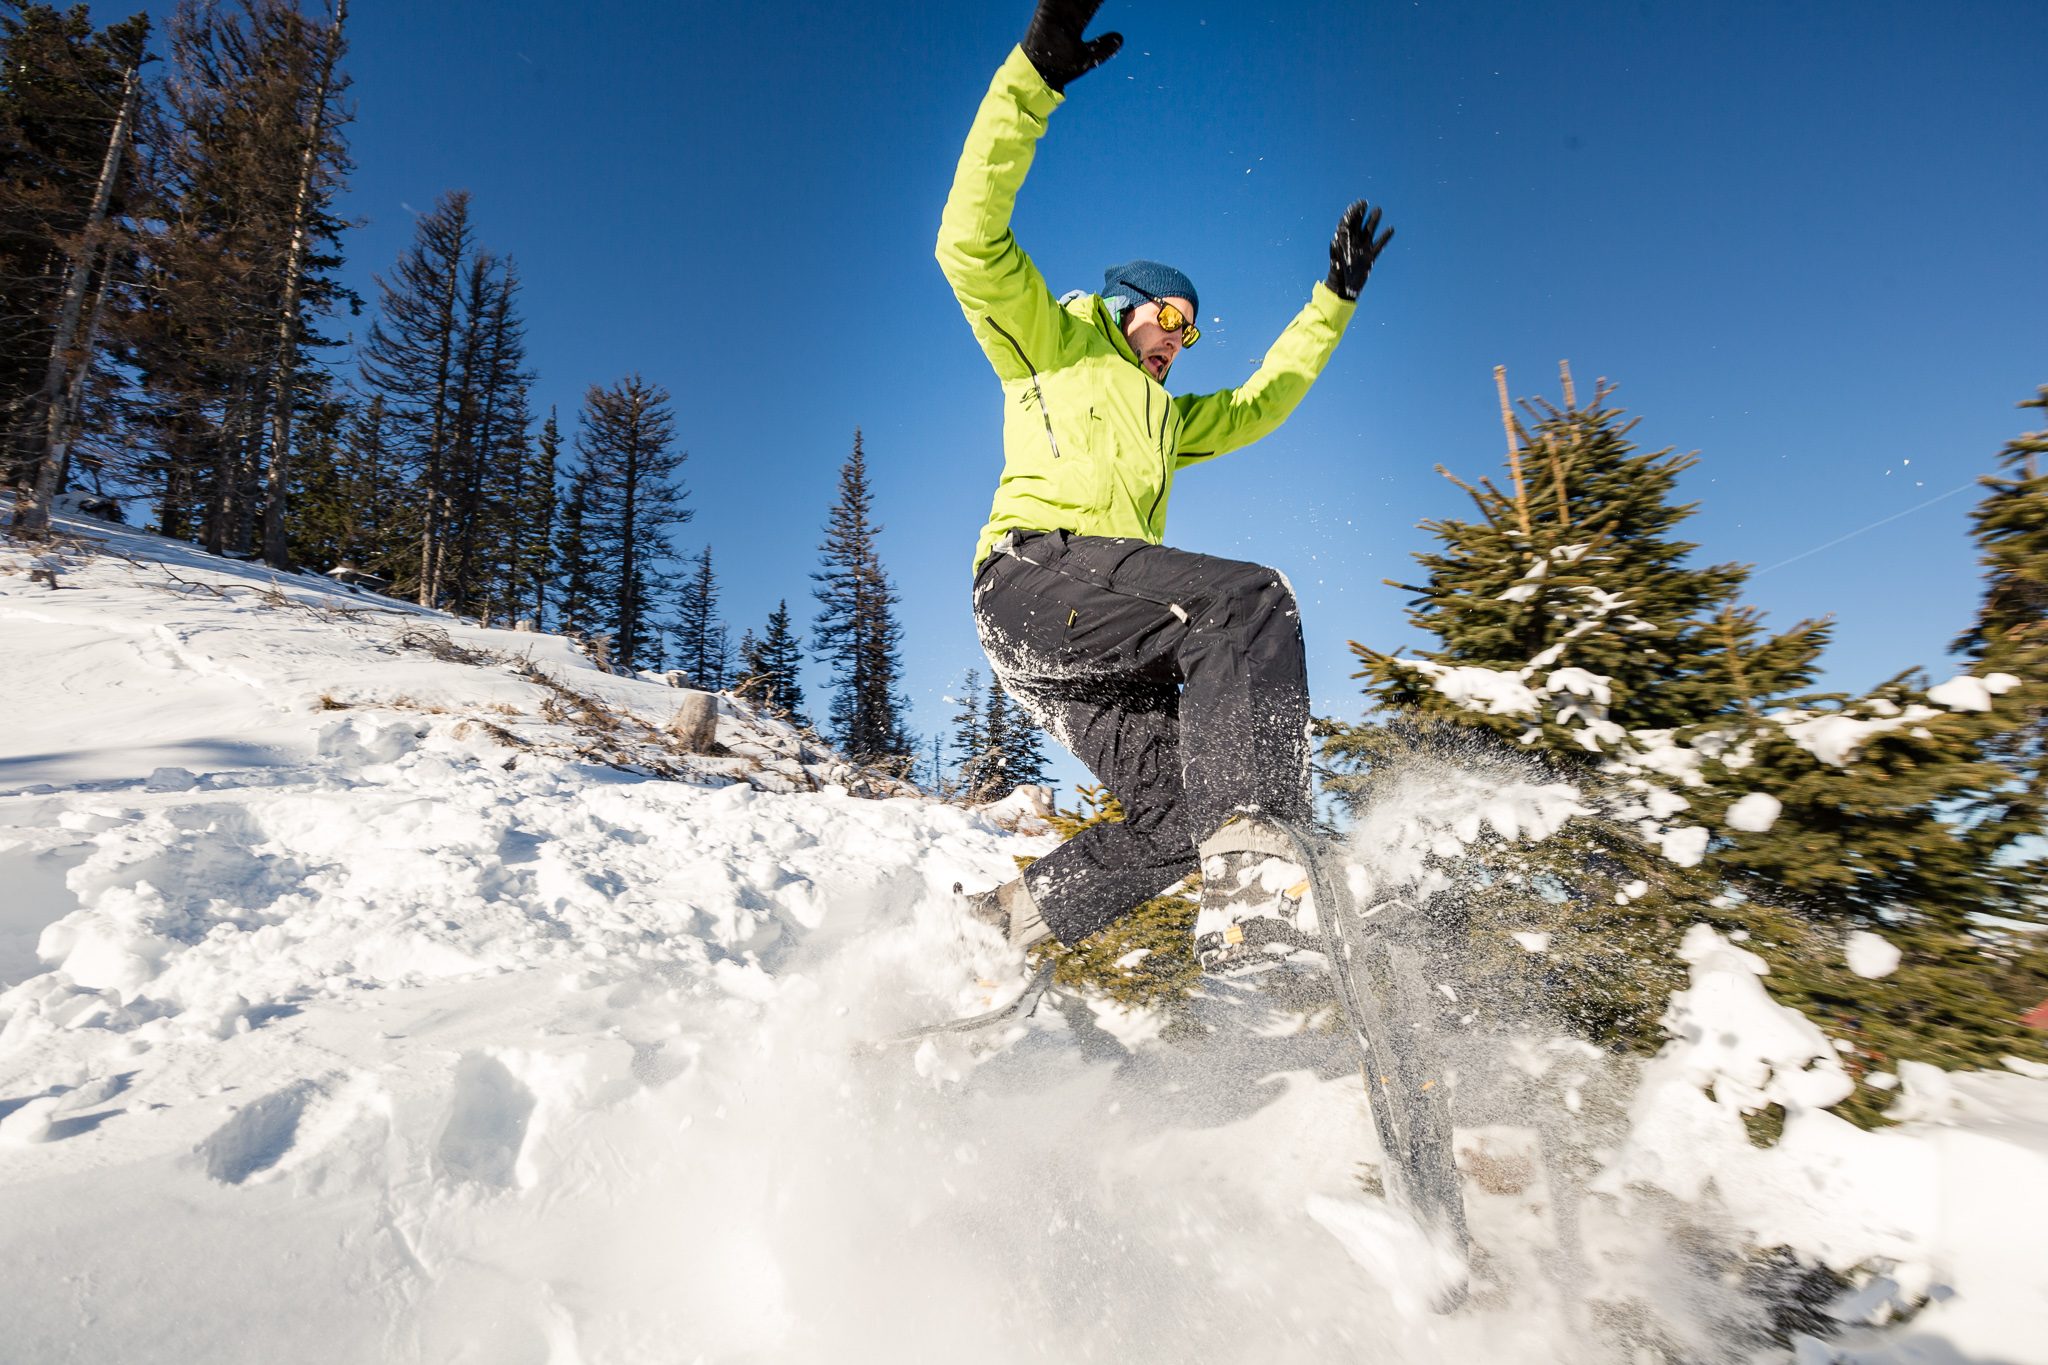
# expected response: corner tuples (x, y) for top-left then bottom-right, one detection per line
(1155, 302), (1200, 346)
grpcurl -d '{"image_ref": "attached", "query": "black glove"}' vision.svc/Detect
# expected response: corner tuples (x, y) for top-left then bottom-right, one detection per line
(1325, 199), (1394, 301)
(1023, 0), (1123, 93)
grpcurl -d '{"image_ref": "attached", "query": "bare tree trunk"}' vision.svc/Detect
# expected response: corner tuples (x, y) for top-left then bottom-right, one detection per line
(15, 67), (140, 535)
(419, 280), (460, 608)
(451, 276), (509, 613)
(262, 0), (346, 570)
(208, 378), (263, 554)
(233, 386), (264, 553)
(52, 239), (119, 494)
(204, 386), (240, 554)
(161, 413), (194, 539)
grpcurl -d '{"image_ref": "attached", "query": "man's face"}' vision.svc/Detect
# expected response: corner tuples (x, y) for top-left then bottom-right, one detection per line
(1121, 296), (1195, 382)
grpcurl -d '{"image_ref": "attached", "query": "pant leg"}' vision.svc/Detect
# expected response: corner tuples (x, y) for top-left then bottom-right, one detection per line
(1088, 539), (1314, 834)
(972, 531), (1312, 939)
(1004, 677), (1199, 943)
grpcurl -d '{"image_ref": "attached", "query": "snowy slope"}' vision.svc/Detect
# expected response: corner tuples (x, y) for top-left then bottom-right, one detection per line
(2, 517), (2044, 1365)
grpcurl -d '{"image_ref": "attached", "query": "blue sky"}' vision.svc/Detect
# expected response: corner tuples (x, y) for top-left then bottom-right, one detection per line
(107, 0), (2046, 793)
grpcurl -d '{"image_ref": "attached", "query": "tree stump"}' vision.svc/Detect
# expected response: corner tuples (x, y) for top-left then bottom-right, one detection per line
(669, 690), (718, 753)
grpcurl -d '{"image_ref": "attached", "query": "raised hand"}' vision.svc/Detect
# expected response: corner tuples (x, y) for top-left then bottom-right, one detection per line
(1022, 0), (1123, 92)
(1325, 199), (1395, 301)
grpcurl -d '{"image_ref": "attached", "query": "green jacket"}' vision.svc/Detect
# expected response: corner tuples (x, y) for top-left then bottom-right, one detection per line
(937, 46), (1358, 575)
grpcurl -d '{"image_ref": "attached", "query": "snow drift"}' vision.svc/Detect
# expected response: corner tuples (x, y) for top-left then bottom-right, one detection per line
(2, 517), (2043, 1364)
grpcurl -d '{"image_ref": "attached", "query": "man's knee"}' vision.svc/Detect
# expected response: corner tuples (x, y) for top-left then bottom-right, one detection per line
(1205, 563), (1301, 645)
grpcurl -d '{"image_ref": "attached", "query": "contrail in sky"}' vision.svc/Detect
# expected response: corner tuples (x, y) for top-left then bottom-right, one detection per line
(1753, 480), (1979, 577)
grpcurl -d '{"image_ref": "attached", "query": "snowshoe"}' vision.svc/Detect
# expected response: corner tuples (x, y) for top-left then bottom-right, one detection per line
(1194, 818), (1318, 972)
(958, 876), (1054, 952)
(1268, 818), (1472, 1311)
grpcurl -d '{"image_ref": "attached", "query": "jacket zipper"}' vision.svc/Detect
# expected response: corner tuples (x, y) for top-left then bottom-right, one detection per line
(984, 315), (1061, 459)
(1148, 407), (1171, 527)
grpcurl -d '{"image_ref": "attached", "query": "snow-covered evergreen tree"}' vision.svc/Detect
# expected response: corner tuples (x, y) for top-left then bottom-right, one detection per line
(1954, 385), (2048, 927)
(1329, 369), (2048, 1090)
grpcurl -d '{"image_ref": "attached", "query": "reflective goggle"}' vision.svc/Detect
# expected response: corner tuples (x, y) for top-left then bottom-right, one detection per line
(1118, 280), (1200, 347)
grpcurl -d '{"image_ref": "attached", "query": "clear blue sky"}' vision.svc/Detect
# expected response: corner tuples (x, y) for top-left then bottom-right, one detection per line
(109, 1), (2047, 793)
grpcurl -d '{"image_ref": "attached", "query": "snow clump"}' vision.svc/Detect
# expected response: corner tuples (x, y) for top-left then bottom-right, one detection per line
(1724, 791), (1783, 833)
(1844, 929), (1902, 980)
(1925, 672), (2022, 713)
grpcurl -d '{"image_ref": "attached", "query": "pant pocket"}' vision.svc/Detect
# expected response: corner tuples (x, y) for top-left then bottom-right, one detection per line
(1043, 533), (1148, 592)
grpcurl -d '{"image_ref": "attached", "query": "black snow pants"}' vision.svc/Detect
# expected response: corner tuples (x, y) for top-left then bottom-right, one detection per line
(972, 529), (1313, 944)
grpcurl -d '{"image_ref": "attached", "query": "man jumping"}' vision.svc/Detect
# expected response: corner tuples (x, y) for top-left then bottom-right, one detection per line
(937, 0), (1393, 972)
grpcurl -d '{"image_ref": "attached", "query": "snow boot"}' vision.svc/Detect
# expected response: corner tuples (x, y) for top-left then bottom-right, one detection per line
(957, 876), (1054, 952)
(1194, 817), (1317, 972)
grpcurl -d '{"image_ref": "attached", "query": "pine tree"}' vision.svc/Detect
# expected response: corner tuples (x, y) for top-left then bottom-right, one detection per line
(705, 620), (731, 691)
(1954, 386), (2048, 926)
(440, 250), (533, 616)
(256, 0), (349, 569)
(551, 458), (603, 641)
(331, 394), (408, 577)
(281, 392), (358, 572)
(359, 190), (471, 602)
(509, 407), (560, 626)
(736, 599), (807, 725)
(986, 672), (1049, 796)
(1351, 369), (1828, 741)
(949, 668), (986, 794)
(136, 0), (352, 560)
(360, 225), (535, 618)
(980, 671), (1009, 796)
(3, 7), (149, 532)
(576, 374), (687, 671)
(812, 429), (911, 764)
(672, 545), (721, 686)
(1327, 367), (2048, 1095)
(2, 6), (150, 525)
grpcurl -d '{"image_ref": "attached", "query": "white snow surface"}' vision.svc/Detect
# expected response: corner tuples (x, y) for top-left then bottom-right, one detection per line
(4, 519), (2045, 1364)
(1603, 929), (2048, 1363)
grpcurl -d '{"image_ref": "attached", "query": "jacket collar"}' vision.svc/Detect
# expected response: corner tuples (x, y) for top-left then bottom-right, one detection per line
(1067, 291), (1157, 378)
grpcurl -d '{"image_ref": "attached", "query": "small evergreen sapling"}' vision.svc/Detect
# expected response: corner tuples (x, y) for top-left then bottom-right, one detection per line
(736, 600), (808, 727)
(672, 546), (722, 687)
(1027, 786), (1202, 1009)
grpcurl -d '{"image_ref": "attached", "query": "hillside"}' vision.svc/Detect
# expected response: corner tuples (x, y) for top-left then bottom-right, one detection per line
(2, 515), (2043, 1365)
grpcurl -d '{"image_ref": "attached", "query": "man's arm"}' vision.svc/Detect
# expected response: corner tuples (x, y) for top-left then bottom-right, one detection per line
(1171, 198), (1394, 464)
(935, 4), (1121, 382)
(1170, 285), (1355, 465)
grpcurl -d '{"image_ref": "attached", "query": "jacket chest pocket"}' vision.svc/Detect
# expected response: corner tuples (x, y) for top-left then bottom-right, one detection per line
(1046, 405), (1112, 508)
(1082, 406), (1114, 504)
